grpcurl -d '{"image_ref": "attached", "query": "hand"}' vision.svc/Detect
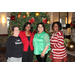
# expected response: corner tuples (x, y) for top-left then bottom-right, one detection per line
(50, 46), (52, 48)
(41, 51), (45, 58)
(51, 45), (54, 48)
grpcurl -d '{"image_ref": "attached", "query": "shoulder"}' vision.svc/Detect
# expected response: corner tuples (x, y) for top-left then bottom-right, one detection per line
(57, 31), (63, 36)
(7, 36), (13, 42)
(19, 31), (25, 36)
(31, 32), (34, 36)
(44, 32), (49, 36)
(8, 36), (13, 39)
(34, 33), (37, 36)
(18, 36), (21, 39)
(20, 31), (24, 34)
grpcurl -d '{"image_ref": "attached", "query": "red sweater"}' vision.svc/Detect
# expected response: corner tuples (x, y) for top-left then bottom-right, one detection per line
(19, 31), (34, 52)
(50, 31), (67, 60)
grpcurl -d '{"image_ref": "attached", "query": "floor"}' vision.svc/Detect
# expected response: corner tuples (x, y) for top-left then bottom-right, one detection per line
(0, 50), (75, 62)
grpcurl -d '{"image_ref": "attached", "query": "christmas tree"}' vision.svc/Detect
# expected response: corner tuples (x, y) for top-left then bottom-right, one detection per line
(8, 12), (51, 37)
(8, 12), (51, 62)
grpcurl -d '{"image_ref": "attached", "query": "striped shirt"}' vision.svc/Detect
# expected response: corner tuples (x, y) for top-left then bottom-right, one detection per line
(50, 31), (67, 59)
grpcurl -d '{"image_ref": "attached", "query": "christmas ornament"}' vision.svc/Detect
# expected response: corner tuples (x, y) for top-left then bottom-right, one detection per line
(26, 12), (30, 17)
(42, 18), (47, 24)
(47, 21), (50, 24)
(34, 60), (38, 62)
(29, 18), (35, 24)
(33, 30), (37, 34)
(49, 52), (53, 60)
(67, 41), (75, 51)
(70, 21), (74, 28)
(18, 12), (21, 19)
(35, 12), (40, 16)
(10, 15), (16, 20)
(44, 12), (48, 14)
(23, 15), (26, 18)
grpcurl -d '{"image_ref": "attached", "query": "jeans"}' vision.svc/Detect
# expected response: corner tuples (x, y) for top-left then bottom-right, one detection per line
(7, 57), (22, 62)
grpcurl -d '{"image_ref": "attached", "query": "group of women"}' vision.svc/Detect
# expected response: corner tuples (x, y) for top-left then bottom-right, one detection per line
(6, 21), (67, 62)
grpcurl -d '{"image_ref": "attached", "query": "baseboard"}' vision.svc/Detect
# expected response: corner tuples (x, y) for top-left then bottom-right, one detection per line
(0, 34), (8, 36)
(0, 47), (6, 50)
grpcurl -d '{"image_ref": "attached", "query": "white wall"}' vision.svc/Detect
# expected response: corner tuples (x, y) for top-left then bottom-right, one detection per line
(48, 12), (59, 32)
(68, 12), (73, 24)
(7, 12), (11, 17)
(0, 12), (7, 34)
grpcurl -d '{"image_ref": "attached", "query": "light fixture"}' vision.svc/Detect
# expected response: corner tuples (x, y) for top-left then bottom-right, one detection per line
(2, 16), (5, 24)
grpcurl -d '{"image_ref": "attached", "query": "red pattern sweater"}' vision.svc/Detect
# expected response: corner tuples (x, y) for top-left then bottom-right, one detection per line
(50, 31), (67, 59)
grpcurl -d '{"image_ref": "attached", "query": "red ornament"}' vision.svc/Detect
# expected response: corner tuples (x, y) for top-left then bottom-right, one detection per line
(33, 30), (37, 34)
(70, 21), (74, 27)
(29, 18), (35, 24)
(49, 52), (53, 60)
(42, 18), (47, 24)
(10, 15), (16, 20)
(34, 60), (38, 62)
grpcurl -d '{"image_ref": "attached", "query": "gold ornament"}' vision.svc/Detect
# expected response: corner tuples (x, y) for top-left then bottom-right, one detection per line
(35, 12), (40, 16)
(47, 21), (50, 24)
(67, 41), (75, 51)
(44, 12), (48, 14)
(26, 12), (30, 17)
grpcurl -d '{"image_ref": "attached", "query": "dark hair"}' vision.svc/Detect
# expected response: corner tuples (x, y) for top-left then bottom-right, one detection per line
(36, 22), (45, 32)
(52, 21), (62, 30)
(23, 22), (33, 32)
(12, 26), (19, 31)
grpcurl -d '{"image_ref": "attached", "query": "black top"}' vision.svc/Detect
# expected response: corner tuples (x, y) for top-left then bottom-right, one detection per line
(27, 36), (30, 41)
(6, 36), (23, 59)
(27, 36), (31, 51)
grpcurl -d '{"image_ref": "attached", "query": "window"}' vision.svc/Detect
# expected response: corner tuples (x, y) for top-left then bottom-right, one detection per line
(7, 17), (10, 28)
(59, 12), (68, 28)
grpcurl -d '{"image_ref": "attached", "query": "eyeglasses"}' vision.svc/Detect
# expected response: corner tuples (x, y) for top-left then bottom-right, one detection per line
(38, 26), (43, 28)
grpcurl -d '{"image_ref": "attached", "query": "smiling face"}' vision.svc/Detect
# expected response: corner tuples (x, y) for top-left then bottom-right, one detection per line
(53, 23), (59, 32)
(25, 24), (31, 32)
(38, 24), (44, 33)
(13, 27), (20, 36)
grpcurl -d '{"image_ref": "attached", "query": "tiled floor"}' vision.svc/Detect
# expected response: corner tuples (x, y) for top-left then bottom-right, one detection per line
(0, 50), (75, 62)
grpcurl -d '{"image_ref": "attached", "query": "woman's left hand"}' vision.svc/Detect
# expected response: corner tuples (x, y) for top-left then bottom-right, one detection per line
(41, 51), (45, 58)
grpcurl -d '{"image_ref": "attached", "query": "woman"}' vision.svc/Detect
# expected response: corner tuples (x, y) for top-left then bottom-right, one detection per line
(6, 26), (23, 62)
(50, 22), (67, 62)
(33, 23), (51, 62)
(19, 22), (34, 62)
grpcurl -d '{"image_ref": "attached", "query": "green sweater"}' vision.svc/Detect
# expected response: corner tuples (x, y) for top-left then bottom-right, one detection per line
(33, 31), (51, 55)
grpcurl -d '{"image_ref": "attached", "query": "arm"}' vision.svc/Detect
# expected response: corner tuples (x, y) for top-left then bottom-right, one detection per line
(51, 32), (64, 48)
(41, 45), (49, 58)
(6, 38), (12, 59)
(41, 34), (50, 58)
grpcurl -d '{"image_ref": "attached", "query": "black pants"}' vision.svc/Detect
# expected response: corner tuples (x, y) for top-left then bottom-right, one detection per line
(22, 46), (34, 62)
(36, 54), (47, 62)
